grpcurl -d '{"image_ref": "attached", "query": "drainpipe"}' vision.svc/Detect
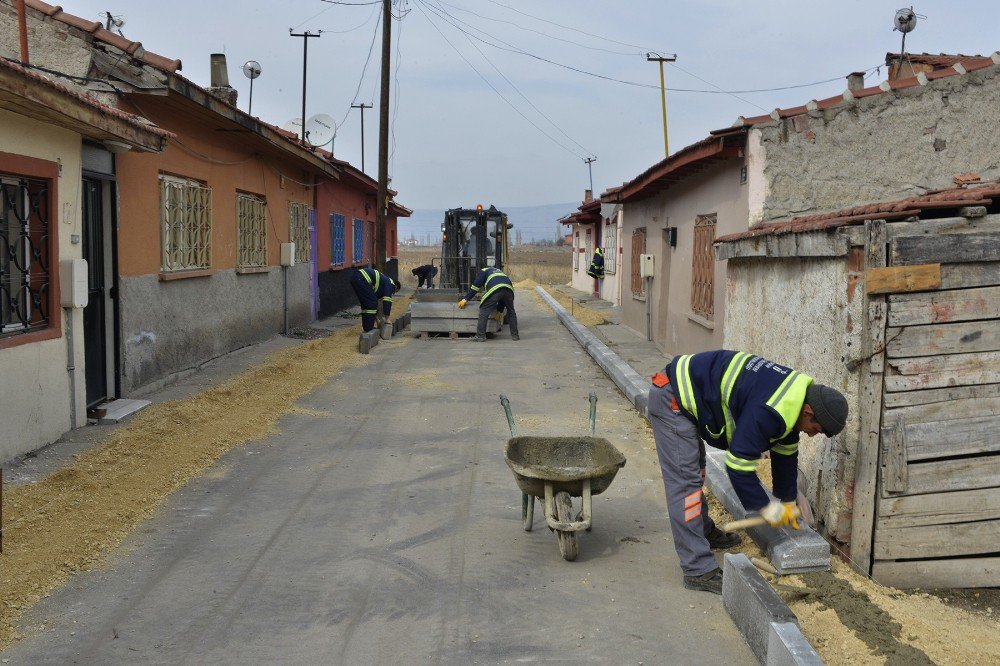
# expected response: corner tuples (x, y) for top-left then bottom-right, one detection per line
(17, 0), (29, 64)
(65, 308), (77, 427)
(645, 276), (652, 341)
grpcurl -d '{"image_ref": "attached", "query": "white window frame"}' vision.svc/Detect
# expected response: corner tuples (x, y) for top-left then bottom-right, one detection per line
(237, 192), (268, 268)
(602, 217), (617, 275)
(159, 174), (212, 272)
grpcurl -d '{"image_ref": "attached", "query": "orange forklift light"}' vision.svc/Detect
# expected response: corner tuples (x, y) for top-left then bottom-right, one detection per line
(476, 204), (483, 211)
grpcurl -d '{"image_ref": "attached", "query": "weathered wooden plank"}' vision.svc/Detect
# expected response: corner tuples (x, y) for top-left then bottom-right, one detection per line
(898, 414), (1000, 461)
(887, 215), (1000, 238)
(879, 487), (1000, 527)
(887, 285), (1000, 326)
(840, 225), (867, 247)
(886, 320), (1000, 358)
(850, 219), (888, 575)
(891, 232), (1000, 265)
(884, 392), (1000, 424)
(885, 351), (1000, 391)
(883, 382), (1000, 409)
(874, 519), (1000, 559)
(880, 417), (908, 493)
(867, 264), (941, 295)
(941, 262), (1000, 289)
(903, 455), (1000, 496)
(872, 557), (1000, 589)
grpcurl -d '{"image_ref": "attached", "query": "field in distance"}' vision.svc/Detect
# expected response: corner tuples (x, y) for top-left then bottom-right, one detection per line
(397, 245), (571, 286)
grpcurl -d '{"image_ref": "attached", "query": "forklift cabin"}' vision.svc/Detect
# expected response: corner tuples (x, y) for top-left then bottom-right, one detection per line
(439, 205), (510, 291)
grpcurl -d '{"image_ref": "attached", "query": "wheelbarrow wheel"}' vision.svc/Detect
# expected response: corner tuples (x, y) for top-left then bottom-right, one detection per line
(555, 491), (579, 561)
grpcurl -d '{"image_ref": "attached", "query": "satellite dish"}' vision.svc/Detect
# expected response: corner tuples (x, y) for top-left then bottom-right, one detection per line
(305, 113), (336, 147)
(282, 117), (303, 135)
(893, 7), (917, 33)
(242, 60), (262, 80)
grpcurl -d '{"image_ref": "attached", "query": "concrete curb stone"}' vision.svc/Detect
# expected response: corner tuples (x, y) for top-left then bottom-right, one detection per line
(358, 329), (379, 354)
(767, 622), (824, 666)
(723, 553), (798, 664)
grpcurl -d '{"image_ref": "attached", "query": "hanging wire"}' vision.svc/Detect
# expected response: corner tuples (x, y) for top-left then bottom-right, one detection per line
(338, 10), (383, 129)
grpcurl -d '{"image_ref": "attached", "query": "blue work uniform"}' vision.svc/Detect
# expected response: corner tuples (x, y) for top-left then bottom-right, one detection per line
(350, 267), (395, 332)
(586, 247), (605, 279)
(465, 268), (519, 339)
(649, 350), (812, 577)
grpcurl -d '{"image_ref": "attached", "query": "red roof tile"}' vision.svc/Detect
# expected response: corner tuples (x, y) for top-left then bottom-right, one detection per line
(885, 52), (985, 68)
(716, 181), (1000, 244)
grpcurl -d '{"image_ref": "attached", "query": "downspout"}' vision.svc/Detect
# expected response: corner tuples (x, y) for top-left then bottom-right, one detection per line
(17, 0), (29, 64)
(66, 308), (77, 427)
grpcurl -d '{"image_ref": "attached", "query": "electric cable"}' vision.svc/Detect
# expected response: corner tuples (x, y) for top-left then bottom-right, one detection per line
(338, 9), (383, 129)
(389, 1), (407, 169)
(293, 1), (379, 33)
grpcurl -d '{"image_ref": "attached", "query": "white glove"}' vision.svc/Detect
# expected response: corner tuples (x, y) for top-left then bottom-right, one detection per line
(759, 500), (800, 529)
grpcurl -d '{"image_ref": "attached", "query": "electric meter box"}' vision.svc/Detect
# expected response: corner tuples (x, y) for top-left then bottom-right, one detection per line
(60, 258), (88, 308)
(280, 242), (296, 267)
(640, 253), (655, 278)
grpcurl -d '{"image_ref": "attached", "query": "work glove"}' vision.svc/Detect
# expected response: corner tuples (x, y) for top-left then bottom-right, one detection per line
(494, 311), (503, 322)
(759, 500), (800, 530)
(458, 299), (467, 309)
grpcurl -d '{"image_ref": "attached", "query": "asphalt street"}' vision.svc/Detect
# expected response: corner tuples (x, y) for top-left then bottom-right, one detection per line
(2, 290), (753, 664)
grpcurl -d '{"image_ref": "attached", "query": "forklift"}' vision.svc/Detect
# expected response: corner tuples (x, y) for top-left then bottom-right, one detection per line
(438, 204), (512, 291)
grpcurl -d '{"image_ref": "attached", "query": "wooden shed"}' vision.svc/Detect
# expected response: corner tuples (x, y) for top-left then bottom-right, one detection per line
(716, 181), (1000, 588)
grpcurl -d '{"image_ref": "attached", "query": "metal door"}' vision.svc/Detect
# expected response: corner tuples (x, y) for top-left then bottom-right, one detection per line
(81, 177), (107, 407)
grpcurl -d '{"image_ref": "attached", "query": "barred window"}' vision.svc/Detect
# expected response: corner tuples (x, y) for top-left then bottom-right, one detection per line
(289, 202), (310, 264)
(331, 213), (345, 265)
(572, 231), (579, 270)
(1, 174), (50, 337)
(630, 227), (646, 298)
(602, 218), (617, 275)
(691, 214), (716, 318)
(160, 175), (212, 272)
(353, 217), (365, 263)
(237, 192), (268, 268)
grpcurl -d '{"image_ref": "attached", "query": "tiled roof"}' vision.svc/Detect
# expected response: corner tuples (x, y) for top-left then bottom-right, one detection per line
(885, 52), (985, 68)
(715, 181), (1000, 244)
(25, 0), (182, 73)
(0, 56), (173, 139)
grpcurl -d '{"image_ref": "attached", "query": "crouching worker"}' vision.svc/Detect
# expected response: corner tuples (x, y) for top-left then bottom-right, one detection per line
(412, 264), (438, 289)
(457, 267), (519, 342)
(648, 350), (847, 594)
(350, 266), (398, 332)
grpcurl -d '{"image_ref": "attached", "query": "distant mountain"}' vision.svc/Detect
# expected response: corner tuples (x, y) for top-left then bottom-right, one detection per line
(400, 202), (579, 244)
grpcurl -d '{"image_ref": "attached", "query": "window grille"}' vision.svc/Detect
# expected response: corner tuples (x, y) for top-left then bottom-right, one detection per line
(237, 192), (268, 268)
(352, 218), (364, 263)
(603, 220), (617, 275)
(572, 231), (579, 270)
(630, 227), (646, 297)
(331, 213), (345, 265)
(289, 202), (310, 264)
(691, 214), (717, 318)
(159, 175), (212, 272)
(1, 174), (50, 336)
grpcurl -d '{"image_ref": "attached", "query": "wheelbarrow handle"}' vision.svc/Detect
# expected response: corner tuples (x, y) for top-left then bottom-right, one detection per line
(499, 394), (517, 437)
(588, 391), (597, 436)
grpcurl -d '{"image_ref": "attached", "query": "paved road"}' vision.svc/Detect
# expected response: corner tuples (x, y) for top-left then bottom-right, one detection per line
(3, 290), (752, 664)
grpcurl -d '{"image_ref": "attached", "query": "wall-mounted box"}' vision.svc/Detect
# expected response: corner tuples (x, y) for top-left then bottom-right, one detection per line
(280, 242), (296, 267)
(640, 253), (655, 278)
(59, 258), (88, 308)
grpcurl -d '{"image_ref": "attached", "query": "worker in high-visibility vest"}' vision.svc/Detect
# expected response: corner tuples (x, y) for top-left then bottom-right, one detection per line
(586, 247), (605, 280)
(458, 267), (519, 342)
(350, 267), (397, 332)
(648, 350), (847, 594)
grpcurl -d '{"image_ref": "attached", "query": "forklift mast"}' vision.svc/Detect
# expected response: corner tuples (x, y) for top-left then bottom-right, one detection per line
(439, 205), (511, 291)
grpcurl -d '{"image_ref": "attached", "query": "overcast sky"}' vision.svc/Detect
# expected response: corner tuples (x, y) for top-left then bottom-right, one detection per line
(61, 0), (1000, 208)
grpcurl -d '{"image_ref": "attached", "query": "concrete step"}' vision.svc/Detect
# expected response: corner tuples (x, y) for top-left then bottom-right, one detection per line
(95, 399), (152, 425)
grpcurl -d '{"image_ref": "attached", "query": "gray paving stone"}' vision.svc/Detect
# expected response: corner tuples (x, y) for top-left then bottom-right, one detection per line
(767, 622), (824, 666)
(723, 553), (798, 664)
(705, 450), (830, 574)
(358, 329), (379, 354)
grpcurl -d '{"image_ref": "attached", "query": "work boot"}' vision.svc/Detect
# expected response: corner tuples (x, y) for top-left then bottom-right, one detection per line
(472, 335), (486, 342)
(706, 525), (741, 550)
(511, 334), (520, 341)
(683, 568), (723, 594)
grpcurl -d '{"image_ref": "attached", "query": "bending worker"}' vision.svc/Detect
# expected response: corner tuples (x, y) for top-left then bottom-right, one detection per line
(648, 350), (848, 594)
(350, 266), (397, 332)
(411, 264), (438, 289)
(458, 266), (519, 342)
(586, 247), (605, 281)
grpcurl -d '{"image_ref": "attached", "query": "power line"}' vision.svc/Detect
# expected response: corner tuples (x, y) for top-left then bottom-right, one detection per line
(423, 0), (592, 156)
(413, 0), (585, 160)
(338, 9), (383, 128)
(390, 0), (408, 169)
(294, 0), (380, 31)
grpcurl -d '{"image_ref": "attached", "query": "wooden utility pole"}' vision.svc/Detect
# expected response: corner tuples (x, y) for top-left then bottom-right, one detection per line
(351, 102), (373, 174)
(374, 0), (392, 272)
(646, 53), (677, 157)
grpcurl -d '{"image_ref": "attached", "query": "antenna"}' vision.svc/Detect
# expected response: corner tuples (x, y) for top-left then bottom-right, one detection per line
(242, 60), (261, 117)
(893, 7), (923, 61)
(304, 114), (336, 148)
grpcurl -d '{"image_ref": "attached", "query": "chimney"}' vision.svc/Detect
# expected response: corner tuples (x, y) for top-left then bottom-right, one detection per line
(846, 71), (866, 91)
(584, 189), (593, 202)
(207, 53), (238, 106)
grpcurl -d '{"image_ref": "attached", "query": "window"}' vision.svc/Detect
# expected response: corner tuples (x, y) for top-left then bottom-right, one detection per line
(352, 217), (364, 263)
(159, 175), (212, 272)
(691, 214), (717, 318)
(331, 213), (345, 265)
(1, 174), (50, 337)
(289, 202), (310, 264)
(237, 192), (267, 268)
(630, 227), (646, 298)
(572, 230), (579, 270)
(603, 218), (617, 275)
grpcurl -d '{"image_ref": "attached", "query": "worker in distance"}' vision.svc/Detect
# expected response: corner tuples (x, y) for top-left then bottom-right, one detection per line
(411, 263), (438, 289)
(350, 265), (398, 333)
(458, 266), (520, 342)
(648, 350), (848, 594)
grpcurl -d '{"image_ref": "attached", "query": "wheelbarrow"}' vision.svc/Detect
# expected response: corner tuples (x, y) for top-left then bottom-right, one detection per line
(500, 392), (627, 561)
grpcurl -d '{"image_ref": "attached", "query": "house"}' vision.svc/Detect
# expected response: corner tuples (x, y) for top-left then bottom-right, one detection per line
(716, 181), (1000, 589)
(561, 193), (623, 305)
(0, 57), (168, 460)
(606, 51), (1000, 356)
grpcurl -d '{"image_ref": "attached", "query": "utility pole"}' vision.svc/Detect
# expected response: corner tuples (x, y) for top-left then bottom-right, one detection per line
(290, 29), (322, 143)
(646, 52), (677, 157)
(584, 156), (597, 194)
(351, 102), (373, 173)
(374, 0), (392, 271)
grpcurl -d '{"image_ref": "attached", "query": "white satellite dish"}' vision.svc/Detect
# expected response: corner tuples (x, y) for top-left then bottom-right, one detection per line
(282, 117), (304, 136)
(305, 113), (337, 147)
(242, 60), (262, 80)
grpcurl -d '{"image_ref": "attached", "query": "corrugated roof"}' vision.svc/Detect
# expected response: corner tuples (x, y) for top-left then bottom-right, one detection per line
(715, 181), (1000, 243)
